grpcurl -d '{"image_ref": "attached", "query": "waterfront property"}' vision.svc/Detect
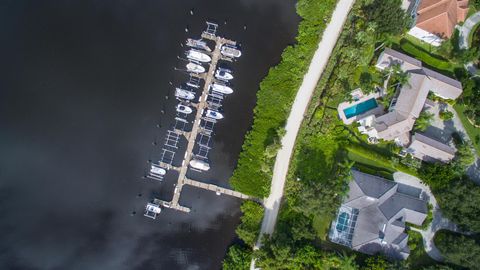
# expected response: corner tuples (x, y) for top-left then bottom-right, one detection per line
(338, 48), (462, 163)
(144, 22), (251, 217)
(329, 170), (428, 260)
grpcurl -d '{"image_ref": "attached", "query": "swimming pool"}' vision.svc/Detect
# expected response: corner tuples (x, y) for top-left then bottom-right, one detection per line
(336, 212), (350, 232)
(343, 98), (378, 119)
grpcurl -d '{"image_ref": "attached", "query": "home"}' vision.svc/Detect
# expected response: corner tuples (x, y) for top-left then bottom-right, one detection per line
(404, 0), (469, 46)
(329, 170), (428, 260)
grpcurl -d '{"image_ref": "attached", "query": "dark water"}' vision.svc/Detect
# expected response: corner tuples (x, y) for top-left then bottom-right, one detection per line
(0, 1), (299, 269)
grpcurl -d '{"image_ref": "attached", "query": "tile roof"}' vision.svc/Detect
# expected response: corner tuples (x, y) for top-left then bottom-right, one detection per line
(415, 0), (469, 38)
(407, 132), (456, 162)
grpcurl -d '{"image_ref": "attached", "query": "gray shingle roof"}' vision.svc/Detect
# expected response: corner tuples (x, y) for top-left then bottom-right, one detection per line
(330, 170), (428, 260)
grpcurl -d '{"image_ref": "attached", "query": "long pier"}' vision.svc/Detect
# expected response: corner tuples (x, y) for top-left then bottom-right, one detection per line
(150, 25), (251, 214)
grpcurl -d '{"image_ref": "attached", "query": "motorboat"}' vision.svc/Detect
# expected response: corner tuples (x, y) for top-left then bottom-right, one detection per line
(175, 88), (195, 100)
(186, 38), (211, 52)
(221, 44), (242, 58)
(215, 68), (233, 81)
(187, 49), (211, 63)
(210, 83), (233, 94)
(186, 62), (205, 74)
(189, 159), (210, 171)
(205, 109), (224, 120)
(144, 202), (162, 219)
(150, 165), (166, 176)
(176, 104), (193, 114)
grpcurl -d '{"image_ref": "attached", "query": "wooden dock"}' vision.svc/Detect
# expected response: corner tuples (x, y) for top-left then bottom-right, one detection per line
(156, 31), (250, 214)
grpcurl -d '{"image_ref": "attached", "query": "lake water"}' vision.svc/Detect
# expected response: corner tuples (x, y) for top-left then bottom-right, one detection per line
(0, 0), (299, 269)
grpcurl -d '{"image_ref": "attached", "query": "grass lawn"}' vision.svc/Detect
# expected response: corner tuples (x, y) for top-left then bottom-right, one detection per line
(453, 103), (480, 153)
(312, 214), (332, 240)
(347, 151), (395, 179)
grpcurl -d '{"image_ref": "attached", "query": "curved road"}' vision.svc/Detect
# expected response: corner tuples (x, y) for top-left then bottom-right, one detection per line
(458, 11), (480, 75)
(254, 0), (355, 250)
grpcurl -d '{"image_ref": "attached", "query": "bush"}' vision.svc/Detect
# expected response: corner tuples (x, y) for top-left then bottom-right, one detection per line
(439, 110), (454, 121)
(399, 39), (453, 72)
(229, 0), (338, 197)
(435, 230), (480, 269)
(235, 201), (264, 246)
(222, 244), (252, 270)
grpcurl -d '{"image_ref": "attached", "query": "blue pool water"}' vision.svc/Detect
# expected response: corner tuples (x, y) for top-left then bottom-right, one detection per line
(336, 212), (350, 232)
(343, 98), (378, 119)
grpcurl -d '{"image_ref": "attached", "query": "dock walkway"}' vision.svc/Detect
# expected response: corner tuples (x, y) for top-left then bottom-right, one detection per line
(152, 28), (250, 214)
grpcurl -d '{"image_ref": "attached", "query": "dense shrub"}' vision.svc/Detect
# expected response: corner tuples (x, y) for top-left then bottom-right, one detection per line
(235, 201), (264, 246)
(435, 230), (480, 269)
(229, 0), (338, 197)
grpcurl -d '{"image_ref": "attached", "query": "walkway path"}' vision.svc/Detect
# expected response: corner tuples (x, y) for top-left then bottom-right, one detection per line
(459, 11), (480, 49)
(393, 172), (462, 262)
(254, 0), (355, 248)
(458, 11), (480, 75)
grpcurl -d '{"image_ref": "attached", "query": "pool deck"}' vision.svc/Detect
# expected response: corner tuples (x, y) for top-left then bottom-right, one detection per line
(337, 92), (384, 125)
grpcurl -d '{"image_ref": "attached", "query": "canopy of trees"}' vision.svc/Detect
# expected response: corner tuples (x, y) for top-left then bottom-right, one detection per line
(235, 201), (264, 246)
(435, 230), (480, 269)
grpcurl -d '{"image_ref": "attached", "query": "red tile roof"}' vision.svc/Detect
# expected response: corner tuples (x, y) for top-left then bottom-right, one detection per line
(415, 0), (469, 38)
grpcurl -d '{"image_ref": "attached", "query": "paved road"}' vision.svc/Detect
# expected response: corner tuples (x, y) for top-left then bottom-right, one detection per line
(459, 11), (480, 49)
(458, 12), (480, 75)
(253, 0), (355, 250)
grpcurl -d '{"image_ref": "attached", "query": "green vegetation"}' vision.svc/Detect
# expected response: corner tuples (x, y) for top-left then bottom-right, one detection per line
(226, 0), (480, 268)
(346, 143), (419, 176)
(397, 38), (454, 73)
(439, 109), (454, 121)
(414, 111), (434, 132)
(407, 230), (436, 268)
(409, 204), (433, 230)
(454, 103), (480, 153)
(235, 201), (264, 247)
(222, 244), (252, 270)
(229, 0), (338, 198)
(435, 230), (480, 269)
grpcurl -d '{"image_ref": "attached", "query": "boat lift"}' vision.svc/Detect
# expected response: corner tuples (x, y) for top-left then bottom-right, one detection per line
(164, 130), (180, 149)
(203, 21), (218, 38)
(186, 75), (202, 89)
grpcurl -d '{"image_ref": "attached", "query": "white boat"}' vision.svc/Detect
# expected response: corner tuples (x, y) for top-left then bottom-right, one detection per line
(176, 104), (193, 114)
(215, 68), (233, 81)
(144, 202), (162, 219)
(186, 38), (211, 52)
(221, 45), (242, 58)
(210, 83), (233, 94)
(150, 165), (166, 176)
(186, 62), (205, 73)
(189, 159), (210, 171)
(175, 88), (195, 100)
(187, 49), (211, 63)
(206, 109), (224, 120)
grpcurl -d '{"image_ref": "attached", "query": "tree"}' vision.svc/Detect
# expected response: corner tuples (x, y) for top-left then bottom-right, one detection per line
(435, 231), (480, 269)
(414, 111), (434, 131)
(236, 201), (264, 246)
(420, 163), (457, 190)
(435, 177), (480, 232)
(362, 256), (390, 270)
(453, 140), (475, 171)
(439, 110), (454, 121)
(362, 0), (409, 38)
(222, 244), (252, 270)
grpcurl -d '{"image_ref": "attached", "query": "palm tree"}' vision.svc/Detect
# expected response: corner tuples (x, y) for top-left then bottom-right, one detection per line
(414, 111), (434, 131)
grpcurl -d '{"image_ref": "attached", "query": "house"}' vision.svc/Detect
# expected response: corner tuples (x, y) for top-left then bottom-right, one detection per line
(407, 132), (456, 162)
(354, 48), (462, 161)
(329, 170), (428, 260)
(407, 0), (469, 46)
